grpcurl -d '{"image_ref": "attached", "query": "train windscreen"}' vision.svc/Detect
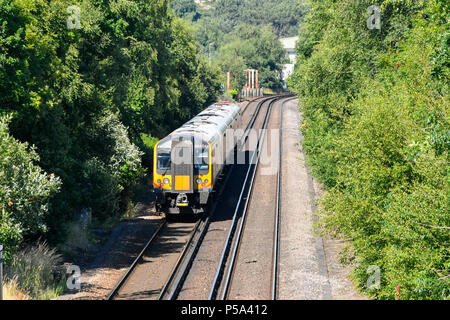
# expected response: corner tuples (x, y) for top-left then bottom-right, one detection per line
(194, 146), (209, 174)
(157, 153), (171, 174)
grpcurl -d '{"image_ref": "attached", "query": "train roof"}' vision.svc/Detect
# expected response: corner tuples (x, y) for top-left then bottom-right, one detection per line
(157, 102), (240, 152)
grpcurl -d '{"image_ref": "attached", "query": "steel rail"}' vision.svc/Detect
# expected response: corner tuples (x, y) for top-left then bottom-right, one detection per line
(241, 96), (268, 143)
(239, 95), (268, 119)
(271, 96), (297, 300)
(157, 216), (208, 300)
(208, 95), (283, 300)
(218, 97), (280, 300)
(159, 162), (237, 300)
(106, 220), (167, 300)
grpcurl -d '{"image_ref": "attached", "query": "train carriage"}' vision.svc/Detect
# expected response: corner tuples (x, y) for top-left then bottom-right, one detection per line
(153, 101), (241, 215)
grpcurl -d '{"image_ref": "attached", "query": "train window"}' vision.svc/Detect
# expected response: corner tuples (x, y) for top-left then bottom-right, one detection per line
(194, 148), (209, 174)
(157, 153), (171, 174)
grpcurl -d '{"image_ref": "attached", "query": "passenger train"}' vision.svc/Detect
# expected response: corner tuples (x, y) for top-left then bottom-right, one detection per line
(153, 101), (242, 215)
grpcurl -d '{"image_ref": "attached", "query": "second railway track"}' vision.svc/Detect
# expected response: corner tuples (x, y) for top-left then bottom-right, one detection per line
(106, 219), (198, 300)
(209, 95), (295, 300)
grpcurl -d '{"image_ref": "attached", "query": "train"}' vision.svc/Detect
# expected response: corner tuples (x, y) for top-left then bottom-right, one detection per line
(153, 101), (242, 215)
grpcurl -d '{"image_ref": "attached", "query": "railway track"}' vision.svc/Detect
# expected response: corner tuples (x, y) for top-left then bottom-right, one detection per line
(157, 216), (209, 300)
(272, 97), (297, 300)
(157, 164), (234, 300)
(106, 95), (279, 300)
(208, 95), (294, 300)
(106, 220), (166, 300)
(106, 219), (199, 300)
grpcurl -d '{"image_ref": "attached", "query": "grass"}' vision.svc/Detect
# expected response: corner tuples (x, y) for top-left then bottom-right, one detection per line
(4, 241), (66, 300)
(2, 277), (31, 300)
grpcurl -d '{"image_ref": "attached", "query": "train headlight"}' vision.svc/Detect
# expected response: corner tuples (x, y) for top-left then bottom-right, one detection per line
(196, 178), (202, 184)
(204, 179), (209, 184)
(157, 179), (161, 184)
(163, 178), (170, 185)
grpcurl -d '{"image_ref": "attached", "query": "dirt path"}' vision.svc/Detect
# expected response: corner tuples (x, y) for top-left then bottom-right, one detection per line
(278, 99), (365, 300)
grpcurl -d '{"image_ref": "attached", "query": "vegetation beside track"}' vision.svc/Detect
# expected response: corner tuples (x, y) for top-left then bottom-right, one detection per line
(288, 0), (449, 299)
(0, 0), (222, 297)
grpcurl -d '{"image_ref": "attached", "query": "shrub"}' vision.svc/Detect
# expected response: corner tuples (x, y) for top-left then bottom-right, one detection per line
(57, 220), (92, 260)
(2, 277), (31, 300)
(80, 113), (145, 220)
(139, 133), (159, 169)
(0, 116), (61, 261)
(291, 0), (449, 299)
(228, 89), (238, 100)
(4, 241), (66, 299)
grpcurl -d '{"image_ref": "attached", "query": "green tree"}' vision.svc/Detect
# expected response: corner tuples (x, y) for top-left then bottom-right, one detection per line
(171, 0), (200, 21)
(0, 0), (221, 246)
(211, 0), (306, 37)
(289, 0), (449, 299)
(218, 25), (288, 90)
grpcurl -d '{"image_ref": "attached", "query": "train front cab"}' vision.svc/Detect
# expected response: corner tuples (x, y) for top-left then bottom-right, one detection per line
(153, 136), (212, 215)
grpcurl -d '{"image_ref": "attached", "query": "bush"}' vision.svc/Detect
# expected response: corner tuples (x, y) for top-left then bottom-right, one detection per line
(2, 276), (32, 300)
(228, 89), (238, 100)
(0, 116), (61, 261)
(80, 114), (145, 220)
(139, 133), (159, 169)
(4, 241), (66, 299)
(290, 0), (449, 299)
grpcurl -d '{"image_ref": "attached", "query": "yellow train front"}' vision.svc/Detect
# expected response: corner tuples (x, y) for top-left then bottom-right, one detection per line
(153, 102), (241, 216)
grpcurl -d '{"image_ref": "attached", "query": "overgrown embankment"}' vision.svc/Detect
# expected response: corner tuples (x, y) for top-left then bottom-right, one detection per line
(289, 0), (449, 299)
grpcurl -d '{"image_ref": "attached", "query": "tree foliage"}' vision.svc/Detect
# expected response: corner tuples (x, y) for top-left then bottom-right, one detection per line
(172, 0), (304, 90)
(289, 0), (449, 299)
(217, 25), (288, 90)
(0, 0), (222, 252)
(0, 117), (61, 260)
(202, 0), (306, 38)
(171, 0), (200, 21)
